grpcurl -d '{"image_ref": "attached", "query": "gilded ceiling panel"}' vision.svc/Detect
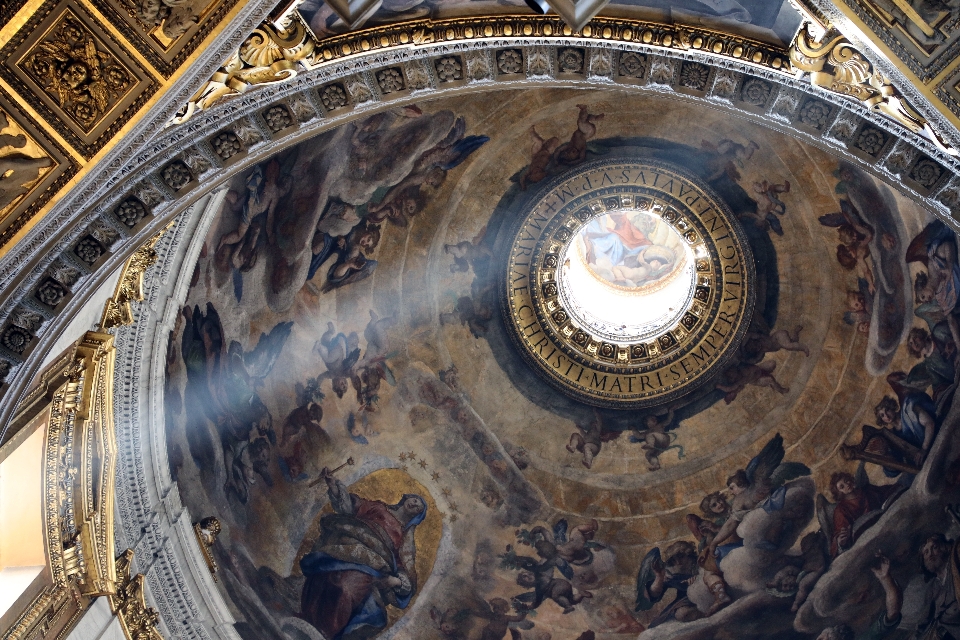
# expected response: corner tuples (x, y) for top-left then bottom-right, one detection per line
(93, 0), (244, 76)
(0, 91), (76, 245)
(0, 0), (158, 157)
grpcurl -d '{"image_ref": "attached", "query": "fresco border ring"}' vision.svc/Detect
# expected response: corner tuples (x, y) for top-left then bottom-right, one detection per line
(502, 158), (754, 408)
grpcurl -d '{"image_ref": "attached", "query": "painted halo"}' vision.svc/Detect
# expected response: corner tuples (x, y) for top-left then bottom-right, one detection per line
(501, 159), (756, 407)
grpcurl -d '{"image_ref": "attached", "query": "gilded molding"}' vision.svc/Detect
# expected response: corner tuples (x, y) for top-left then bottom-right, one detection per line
(3, 331), (118, 640)
(46, 331), (118, 599)
(97, 0), (244, 76)
(192, 517), (221, 581)
(100, 225), (168, 330)
(0, 90), (77, 247)
(502, 160), (755, 407)
(109, 550), (163, 640)
(790, 23), (957, 155)
(176, 13), (795, 121)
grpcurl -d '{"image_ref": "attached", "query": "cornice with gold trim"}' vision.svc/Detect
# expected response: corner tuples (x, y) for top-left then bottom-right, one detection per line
(789, 22), (958, 155)
(176, 12), (794, 122)
(4, 15), (960, 458)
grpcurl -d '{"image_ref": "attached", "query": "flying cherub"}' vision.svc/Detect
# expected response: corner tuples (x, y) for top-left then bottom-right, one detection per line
(739, 317), (810, 363)
(502, 547), (593, 614)
(368, 116), (488, 218)
(444, 225), (491, 274)
(632, 407), (682, 471)
(716, 359), (788, 404)
(520, 125), (560, 189)
(429, 606), (472, 638)
(701, 138), (759, 182)
(313, 321), (361, 399)
(555, 104), (604, 165)
(35, 27), (111, 121)
(741, 179), (790, 235)
(754, 180), (790, 217)
(567, 409), (619, 469)
(708, 433), (811, 556)
(473, 598), (532, 640)
(521, 518), (602, 574)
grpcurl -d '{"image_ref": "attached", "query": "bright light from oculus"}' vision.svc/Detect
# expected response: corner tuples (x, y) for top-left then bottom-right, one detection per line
(558, 210), (697, 344)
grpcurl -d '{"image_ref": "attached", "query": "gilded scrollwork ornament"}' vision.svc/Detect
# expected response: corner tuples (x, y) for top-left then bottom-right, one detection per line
(790, 23), (957, 156)
(100, 225), (169, 330)
(172, 16), (315, 124)
(109, 550), (162, 640)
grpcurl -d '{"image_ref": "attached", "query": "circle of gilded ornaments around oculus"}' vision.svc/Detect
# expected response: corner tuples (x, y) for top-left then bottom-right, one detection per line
(501, 160), (756, 408)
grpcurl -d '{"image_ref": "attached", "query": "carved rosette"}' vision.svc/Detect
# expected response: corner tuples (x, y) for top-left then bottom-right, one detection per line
(176, 13), (792, 122)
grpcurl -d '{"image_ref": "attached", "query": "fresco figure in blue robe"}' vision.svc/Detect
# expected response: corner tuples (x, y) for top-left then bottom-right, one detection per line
(299, 470), (426, 640)
(873, 372), (938, 478)
(909, 220), (960, 353)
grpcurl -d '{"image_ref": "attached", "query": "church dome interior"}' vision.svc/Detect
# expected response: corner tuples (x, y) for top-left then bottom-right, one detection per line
(5, 1), (960, 639)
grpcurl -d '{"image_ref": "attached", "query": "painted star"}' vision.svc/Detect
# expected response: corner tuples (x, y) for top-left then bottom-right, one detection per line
(431, 471), (441, 481)
(441, 488), (452, 497)
(449, 514), (459, 523)
(449, 502), (459, 513)
(418, 459), (428, 469)
(398, 452), (408, 461)
(407, 451), (417, 459)
(400, 464), (408, 472)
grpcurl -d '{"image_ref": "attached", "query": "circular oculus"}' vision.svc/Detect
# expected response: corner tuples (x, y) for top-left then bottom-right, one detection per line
(501, 160), (755, 408)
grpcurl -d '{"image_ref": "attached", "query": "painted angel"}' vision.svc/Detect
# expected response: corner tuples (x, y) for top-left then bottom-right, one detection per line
(708, 433), (811, 556)
(367, 115), (488, 218)
(816, 462), (903, 557)
(518, 519), (602, 578)
(180, 303), (293, 503)
(635, 541), (701, 626)
(313, 321), (361, 399)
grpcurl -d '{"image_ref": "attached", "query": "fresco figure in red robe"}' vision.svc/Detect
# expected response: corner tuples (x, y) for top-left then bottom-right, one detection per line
(299, 470), (426, 640)
(827, 471), (897, 557)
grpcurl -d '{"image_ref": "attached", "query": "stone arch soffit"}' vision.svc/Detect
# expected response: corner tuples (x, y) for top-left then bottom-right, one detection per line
(3, 31), (960, 431)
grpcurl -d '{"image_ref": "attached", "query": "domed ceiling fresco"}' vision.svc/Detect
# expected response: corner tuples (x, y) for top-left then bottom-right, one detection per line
(161, 87), (960, 640)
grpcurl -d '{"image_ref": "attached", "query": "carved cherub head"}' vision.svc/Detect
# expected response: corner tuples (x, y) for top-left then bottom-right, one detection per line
(198, 516), (221, 546)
